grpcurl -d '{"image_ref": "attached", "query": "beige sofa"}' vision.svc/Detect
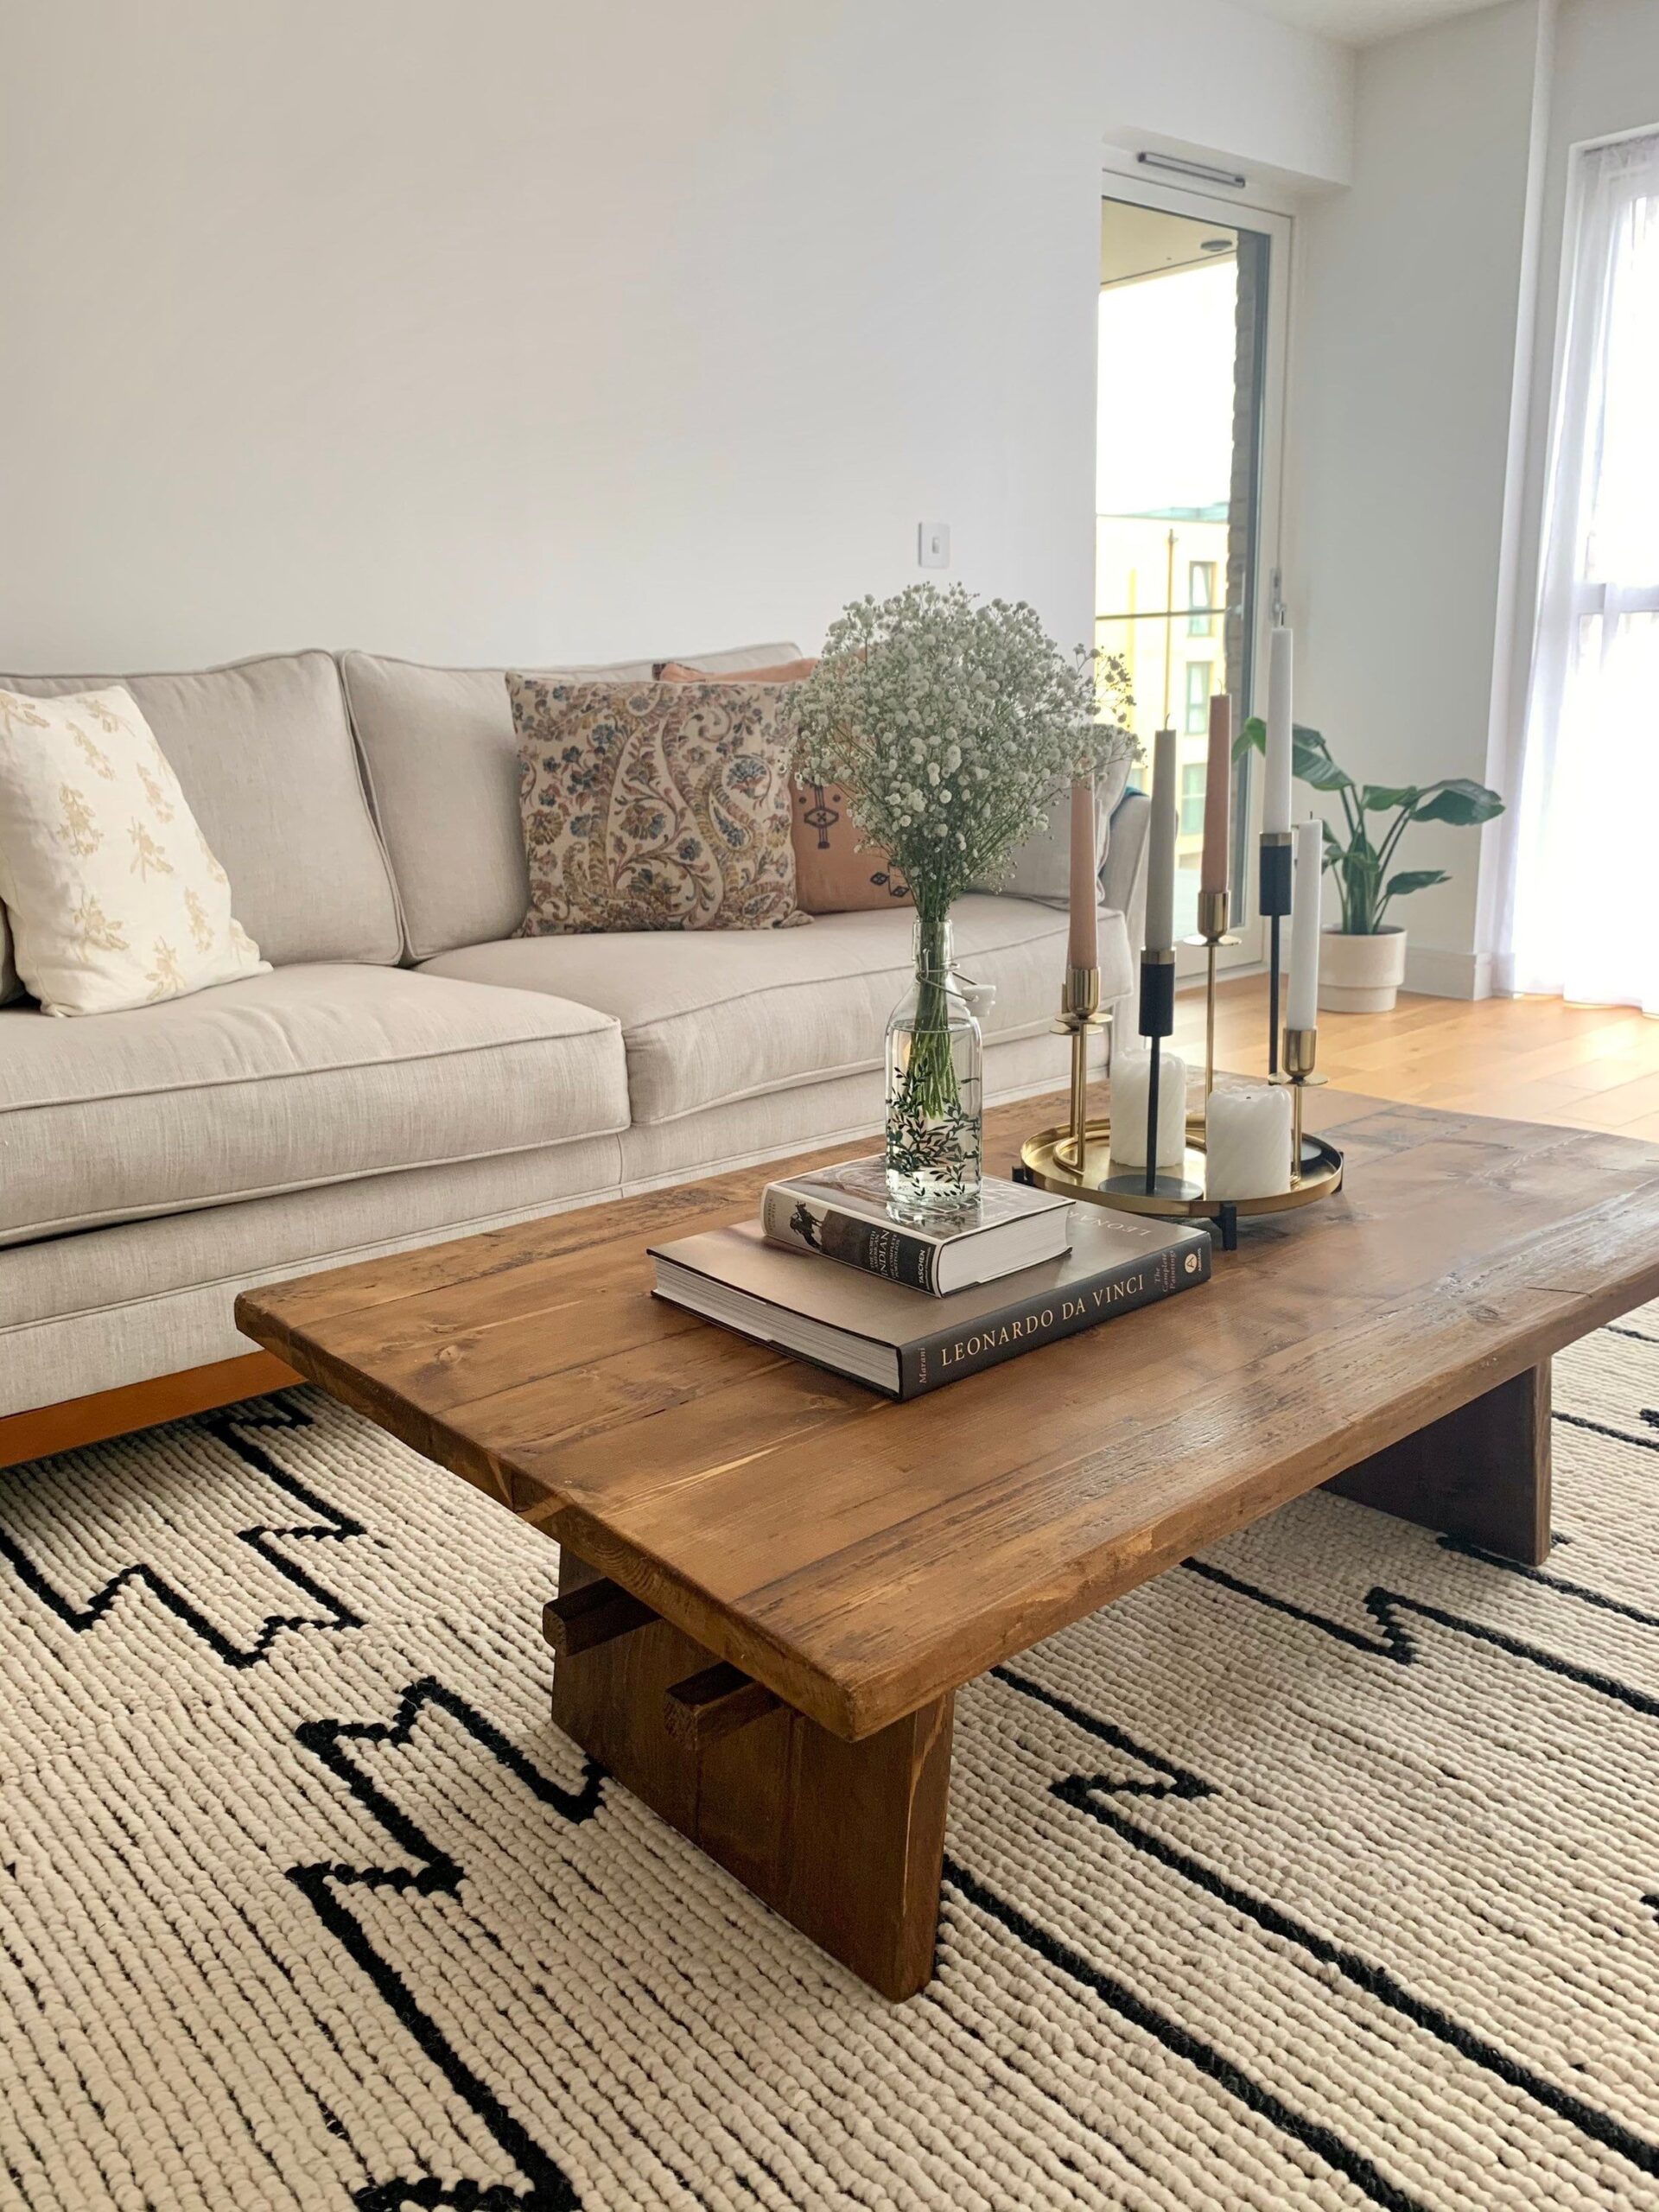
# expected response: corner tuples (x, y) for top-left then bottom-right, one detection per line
(0, 645), (1147, 1440)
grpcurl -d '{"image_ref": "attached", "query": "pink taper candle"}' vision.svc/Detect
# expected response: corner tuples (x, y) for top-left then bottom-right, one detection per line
(1068, 775), (1098, 969)
(1201, 693), (1232, 898)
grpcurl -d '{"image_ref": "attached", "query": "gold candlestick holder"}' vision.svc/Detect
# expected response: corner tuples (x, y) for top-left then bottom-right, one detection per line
(1185, 887), (1240, 1103)
(1052, 963), (1112, 1176)
(1275, 1023), (1330, 1186)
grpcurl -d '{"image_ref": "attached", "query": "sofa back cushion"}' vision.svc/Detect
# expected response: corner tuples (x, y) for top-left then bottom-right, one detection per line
(0, 652), (401, 969)
(343, 642), (803, 960)
(971, 751), (1135, 906)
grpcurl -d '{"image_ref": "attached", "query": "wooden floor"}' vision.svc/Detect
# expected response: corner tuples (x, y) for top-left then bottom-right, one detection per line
(1177, 979), (1659, 1142)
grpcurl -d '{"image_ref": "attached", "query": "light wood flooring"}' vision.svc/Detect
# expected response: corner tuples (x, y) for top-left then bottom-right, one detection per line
(1175, 979), (1659, 1143)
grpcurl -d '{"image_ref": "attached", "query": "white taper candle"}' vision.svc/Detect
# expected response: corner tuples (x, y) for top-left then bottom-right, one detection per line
(1288, 815), (1323, 1032)
(1144, 728), (1178, 955)
(1264, 626), (1293, 836)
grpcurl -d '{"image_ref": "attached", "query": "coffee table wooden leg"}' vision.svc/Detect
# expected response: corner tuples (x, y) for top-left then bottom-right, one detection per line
(1325, 1358), (1551, 1565)
(547, 1551), (953, 1999)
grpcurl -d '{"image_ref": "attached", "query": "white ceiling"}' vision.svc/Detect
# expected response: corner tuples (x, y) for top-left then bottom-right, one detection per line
(1235, 0), (1504, 42)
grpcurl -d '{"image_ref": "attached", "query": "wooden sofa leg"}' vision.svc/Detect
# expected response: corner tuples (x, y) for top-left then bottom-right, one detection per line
(0, 1351), (302, 1471)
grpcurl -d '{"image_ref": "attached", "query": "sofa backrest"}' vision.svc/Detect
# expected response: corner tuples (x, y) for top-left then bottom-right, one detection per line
(341, 642), (803, 962)
(0, 651), (402, 969)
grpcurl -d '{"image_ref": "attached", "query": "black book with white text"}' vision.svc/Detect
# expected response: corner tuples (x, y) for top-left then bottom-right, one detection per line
(760, 1156), (1072, 1294)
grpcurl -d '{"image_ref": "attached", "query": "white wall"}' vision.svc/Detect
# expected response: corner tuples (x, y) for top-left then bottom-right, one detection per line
(1284, 0), (1548, 995)
(0, 0), (1350, 676)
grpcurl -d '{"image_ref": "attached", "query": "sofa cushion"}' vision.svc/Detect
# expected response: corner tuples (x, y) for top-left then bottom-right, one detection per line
(0, 963), (628, 1245)
(618, 1030), (1073, 1189)
(976, 752), (1136, 905)
(421, 893), (1132, 1125)
(342, 641), (802, 962)
(0, 653), (401, 969)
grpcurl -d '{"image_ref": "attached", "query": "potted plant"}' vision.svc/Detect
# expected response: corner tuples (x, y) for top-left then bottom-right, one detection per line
(1236, 718), (1504, 1014)
(796, 585), (1132, 1216)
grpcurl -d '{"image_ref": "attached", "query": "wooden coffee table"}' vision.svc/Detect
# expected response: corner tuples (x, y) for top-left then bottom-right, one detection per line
(237, 1088), (1659, 1999)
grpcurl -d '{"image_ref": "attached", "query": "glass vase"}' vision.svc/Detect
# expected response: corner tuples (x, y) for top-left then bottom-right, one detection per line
(885, 912), (983, 1220)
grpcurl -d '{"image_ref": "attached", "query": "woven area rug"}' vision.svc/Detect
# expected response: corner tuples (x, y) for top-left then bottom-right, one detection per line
(3, 1313), (1659, 2212)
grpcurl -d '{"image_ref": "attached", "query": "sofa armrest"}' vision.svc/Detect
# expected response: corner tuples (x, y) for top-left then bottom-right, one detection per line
(1100, 789), (1150, 961)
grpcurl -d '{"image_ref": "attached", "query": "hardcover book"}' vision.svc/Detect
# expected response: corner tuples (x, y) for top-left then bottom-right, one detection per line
(760, 1155), (1072, 1294)
(650, 1206), (1211, 1399)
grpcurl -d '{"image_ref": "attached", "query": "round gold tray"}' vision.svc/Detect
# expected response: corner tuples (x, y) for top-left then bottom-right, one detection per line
(1019, 1111), (1343, 1248)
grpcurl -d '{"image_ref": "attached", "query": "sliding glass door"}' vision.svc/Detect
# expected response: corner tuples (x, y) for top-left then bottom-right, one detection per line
(1096, 175), (1288, 973)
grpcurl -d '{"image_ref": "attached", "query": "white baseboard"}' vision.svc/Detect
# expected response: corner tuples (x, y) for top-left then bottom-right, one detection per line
(1402, 945), (1492, 1001)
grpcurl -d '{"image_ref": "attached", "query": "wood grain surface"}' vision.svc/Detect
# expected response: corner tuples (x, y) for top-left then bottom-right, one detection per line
(237, 1085), (1659, 1741)
(1326, 1359), (1552, 1565)
(548, 1549), (951, 1999)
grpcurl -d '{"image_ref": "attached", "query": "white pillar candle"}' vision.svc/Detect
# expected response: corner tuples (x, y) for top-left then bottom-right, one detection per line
(1288, 815), (1324, 1033)
(1109, 1046), (1187, 1169)
(1264, 626), (1294, 836)
(1205, 1084), (1292, 1200)
(1144, 728), (1178, 954)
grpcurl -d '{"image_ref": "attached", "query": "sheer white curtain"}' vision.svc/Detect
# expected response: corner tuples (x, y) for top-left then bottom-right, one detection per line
(1510, 130), (1659, 1013)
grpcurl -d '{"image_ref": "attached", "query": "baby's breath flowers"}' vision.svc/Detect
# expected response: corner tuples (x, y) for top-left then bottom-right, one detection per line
(794, 585), (1134, 920)
(795, 585), (1135, 1214)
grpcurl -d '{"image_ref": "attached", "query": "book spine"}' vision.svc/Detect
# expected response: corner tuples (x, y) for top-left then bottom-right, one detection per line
(898, 1236), (1211, 1399)
(760, 1185), (940, 1294)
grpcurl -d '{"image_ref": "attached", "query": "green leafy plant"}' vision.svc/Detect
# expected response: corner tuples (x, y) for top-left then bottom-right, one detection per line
(1235, 718), (1504, 936)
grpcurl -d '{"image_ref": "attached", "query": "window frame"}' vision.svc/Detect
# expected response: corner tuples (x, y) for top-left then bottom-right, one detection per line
(1096, 162), (1293, 978)
(1188, 560), (1217, 637)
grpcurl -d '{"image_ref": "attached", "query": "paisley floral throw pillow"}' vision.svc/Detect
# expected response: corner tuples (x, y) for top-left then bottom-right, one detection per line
(507, 677), (808, 933)
(658, 659), (911, 915)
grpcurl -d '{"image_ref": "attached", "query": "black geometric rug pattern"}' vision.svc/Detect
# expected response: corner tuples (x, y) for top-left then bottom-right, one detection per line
(3, 1307), (1657, 2210)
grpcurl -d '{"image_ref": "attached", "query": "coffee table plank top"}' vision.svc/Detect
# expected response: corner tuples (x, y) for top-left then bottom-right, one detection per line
(238, 1089), (1659, 1739)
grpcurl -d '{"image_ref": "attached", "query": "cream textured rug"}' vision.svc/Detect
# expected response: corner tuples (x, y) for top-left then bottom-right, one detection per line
(3, 1313), (1659, 2212)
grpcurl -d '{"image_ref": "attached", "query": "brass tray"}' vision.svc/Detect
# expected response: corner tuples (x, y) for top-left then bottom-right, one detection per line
(1019, 1110), (1343, 1248)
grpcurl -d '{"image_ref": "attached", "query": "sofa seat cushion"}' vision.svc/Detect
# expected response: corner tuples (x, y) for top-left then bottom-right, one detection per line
(0, 964), (628, 1245)
(421, 894), (1132, 1125)
(342, 640), (803, 962)
(0, 653), (401, 968)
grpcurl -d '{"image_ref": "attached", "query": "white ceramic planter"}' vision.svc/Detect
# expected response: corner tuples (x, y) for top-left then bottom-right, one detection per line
(1319, 926), (1407, 1014)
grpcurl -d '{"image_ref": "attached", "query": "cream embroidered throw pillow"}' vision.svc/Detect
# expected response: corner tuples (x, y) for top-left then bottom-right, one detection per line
(0, 685), (267, 1016)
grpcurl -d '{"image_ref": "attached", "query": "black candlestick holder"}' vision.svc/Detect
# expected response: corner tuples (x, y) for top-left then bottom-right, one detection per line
(1259, 830), (1293, 1076)
(1100, 948), (1201, 1205)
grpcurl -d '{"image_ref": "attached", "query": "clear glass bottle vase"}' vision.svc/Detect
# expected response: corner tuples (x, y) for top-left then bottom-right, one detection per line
(885, 912), (983, 1220)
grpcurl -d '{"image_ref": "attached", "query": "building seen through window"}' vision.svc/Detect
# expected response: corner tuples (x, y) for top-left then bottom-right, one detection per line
(1096, 195), (1265, 942)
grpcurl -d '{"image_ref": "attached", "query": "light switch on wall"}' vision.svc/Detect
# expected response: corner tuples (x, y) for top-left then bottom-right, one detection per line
(918, 522), (950, 569)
